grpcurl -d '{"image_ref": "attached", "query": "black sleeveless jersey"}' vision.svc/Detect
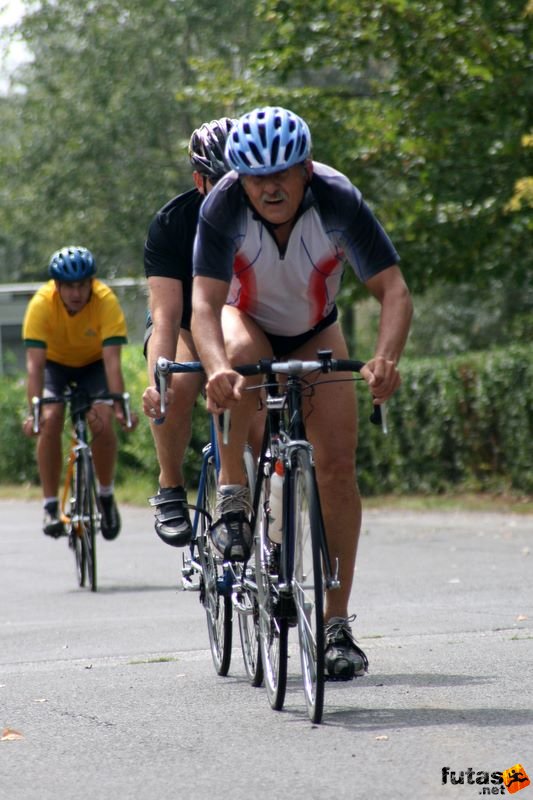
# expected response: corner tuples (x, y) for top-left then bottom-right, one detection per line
(144, 187), (203, 329)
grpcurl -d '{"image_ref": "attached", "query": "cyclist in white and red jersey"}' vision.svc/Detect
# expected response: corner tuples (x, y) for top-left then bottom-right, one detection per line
(191, 106), (413, 680)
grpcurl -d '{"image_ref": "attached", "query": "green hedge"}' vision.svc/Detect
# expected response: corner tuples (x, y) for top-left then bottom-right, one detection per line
(356, 344), (533, 495)
(2, 344), (532, 495)
(0, 373), (37, 484)
(116, 347), (210, 489)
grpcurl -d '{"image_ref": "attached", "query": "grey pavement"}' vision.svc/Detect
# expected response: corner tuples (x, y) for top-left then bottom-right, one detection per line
(1, 499), (532, 800)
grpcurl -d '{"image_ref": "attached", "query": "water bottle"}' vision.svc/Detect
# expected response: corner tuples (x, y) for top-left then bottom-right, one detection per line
(268, 459), (284, 544)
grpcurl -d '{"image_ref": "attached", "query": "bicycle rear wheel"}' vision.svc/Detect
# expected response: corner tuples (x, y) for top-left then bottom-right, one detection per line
(255, 472), (288, 710)
(237, 445), (263, 686)
(292, 449), (325, 724)
(198, 455), (232, 675)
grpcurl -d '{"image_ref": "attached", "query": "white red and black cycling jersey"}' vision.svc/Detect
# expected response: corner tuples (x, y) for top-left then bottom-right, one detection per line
(193, 162), (400, 337)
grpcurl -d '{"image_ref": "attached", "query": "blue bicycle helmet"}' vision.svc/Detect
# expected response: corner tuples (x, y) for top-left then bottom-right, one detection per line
(48, 246), (96, 281)
(188, 117), (237, 181)
(225, 106), (311, 176)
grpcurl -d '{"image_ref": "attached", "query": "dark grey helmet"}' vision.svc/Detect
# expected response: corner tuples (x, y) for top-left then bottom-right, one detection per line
(188, 117), (236, 181)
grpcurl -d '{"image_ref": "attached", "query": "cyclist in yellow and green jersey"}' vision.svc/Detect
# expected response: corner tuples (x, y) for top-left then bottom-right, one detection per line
(22, 246), (137, 540)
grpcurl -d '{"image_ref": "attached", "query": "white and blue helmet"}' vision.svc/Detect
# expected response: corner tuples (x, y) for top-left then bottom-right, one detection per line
(225, 106), (311, 176)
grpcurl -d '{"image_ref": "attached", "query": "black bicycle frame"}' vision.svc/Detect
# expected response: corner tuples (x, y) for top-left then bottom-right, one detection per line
(251, 366), (334, 614)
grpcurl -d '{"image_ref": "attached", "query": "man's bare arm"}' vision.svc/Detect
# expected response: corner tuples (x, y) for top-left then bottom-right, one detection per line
(191, 276), (241, 413)
(362, 265), (413, 402)
(25, 347), (46, 407)
(146, 277), (184, 383)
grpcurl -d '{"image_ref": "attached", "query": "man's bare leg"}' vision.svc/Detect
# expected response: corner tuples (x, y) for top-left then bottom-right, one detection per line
(217, 306), (272, 485)
(150, 330), (203, 489)
(290, 323), (360, 622)
(89, 403), (117, 487)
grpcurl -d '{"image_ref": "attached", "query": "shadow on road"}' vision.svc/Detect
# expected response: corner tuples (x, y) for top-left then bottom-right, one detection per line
(93, 584), (181, 594)
(322, 704), (533, 730)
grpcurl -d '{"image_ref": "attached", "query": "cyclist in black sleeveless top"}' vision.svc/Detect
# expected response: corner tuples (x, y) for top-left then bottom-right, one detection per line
(142, 118), (236, 547)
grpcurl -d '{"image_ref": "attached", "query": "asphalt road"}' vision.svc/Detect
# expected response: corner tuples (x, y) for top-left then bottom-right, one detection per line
(1, 499), (532, 800)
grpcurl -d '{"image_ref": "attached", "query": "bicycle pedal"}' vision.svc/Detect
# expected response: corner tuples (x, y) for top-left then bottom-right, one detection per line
(182, 575), (200, 591)
(231, 592), (249, 614)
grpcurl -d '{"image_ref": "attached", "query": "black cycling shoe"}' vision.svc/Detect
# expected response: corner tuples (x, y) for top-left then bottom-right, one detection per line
(99, 494), (121, 541)
(324, 615), (368, 681)
(149, 486), (192, 547)
(43, 503), (66, 539)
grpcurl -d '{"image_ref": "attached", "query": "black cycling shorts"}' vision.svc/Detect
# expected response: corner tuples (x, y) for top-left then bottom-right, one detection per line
(142, 305), (338, 360)
(44, 359), (109, 398)
(142, 309), (152, 359)
(143, 308), (192, 360)
(263, 306), (338, 358)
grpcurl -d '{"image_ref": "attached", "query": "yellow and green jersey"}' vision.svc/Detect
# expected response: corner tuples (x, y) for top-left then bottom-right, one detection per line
(22, 279), (128, 367)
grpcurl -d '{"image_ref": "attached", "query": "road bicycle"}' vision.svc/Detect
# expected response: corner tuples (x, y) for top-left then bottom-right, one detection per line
(238, 350), (380, 723)
(32, 387), (132, 592)
(156, 359), (261, 682)
(156, 352), (381, 723)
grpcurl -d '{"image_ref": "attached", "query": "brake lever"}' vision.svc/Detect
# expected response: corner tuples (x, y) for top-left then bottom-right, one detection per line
(369, 401), (388, 434)
(218, 409), (231, 445)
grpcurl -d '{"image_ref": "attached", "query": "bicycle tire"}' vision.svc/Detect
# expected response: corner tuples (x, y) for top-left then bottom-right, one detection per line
(292, 449), (325, 723)
(69, 458), (86, 588)
(198, 455), (232, 675)
(255, 470), (288, 711)
(79, 450), (98, 592)
(237, 590), (263, 686)
(237, 445), (263, 686)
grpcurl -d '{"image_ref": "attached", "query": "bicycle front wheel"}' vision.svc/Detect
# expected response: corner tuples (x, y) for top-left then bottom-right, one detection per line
(68, 462), (86, 588)
(63, 455), (87, 587)
(237, 590), (263, 686)
(198, 455), (232, 675)
(255, 473), (288, 711)
(237, 445), (263, 686)
(292, 449), (325, 724)
(78, 450), (98, 592)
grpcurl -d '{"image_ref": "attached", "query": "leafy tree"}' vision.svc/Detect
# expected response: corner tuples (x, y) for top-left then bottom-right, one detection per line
(0, 0), (263, 281)
(251, 0), (532, 294)
(0, 0), (531, 352)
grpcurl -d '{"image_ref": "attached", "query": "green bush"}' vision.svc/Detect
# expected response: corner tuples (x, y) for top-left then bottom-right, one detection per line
(0, 373), (38, 483)
(2, 343), (532, 496)
(117, 346), (210, 490)
(356, 344), (533, 495)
